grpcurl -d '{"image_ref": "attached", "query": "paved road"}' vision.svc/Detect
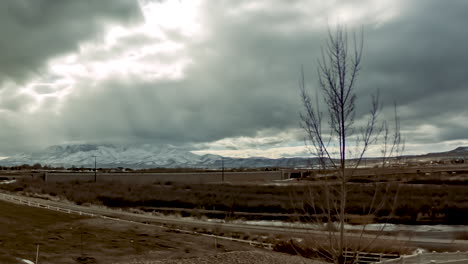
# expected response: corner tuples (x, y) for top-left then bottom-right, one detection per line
(1, 191), (467, 251)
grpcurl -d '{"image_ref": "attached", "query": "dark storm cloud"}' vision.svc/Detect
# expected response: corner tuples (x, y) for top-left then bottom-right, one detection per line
(0, 90), (35, 111)
(362, 0), (468, 105)
(56, 76), (294, 145)
(1, 0), (468, 156)
(45, 0), (315, 147)
(37, 0), (468, 148)
(359, 0), (468, 144)
(0, 0), (141, 83)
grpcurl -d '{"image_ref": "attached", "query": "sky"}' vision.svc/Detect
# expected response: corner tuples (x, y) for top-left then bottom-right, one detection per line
(0, 0), (468, 158)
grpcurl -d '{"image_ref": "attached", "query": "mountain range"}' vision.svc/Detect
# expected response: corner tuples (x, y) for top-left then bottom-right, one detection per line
(0, 144), (467, 169)
(0, 144), (318, 169)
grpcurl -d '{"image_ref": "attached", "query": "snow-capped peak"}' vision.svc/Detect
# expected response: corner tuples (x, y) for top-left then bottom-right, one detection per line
(0, 144), (223, 169)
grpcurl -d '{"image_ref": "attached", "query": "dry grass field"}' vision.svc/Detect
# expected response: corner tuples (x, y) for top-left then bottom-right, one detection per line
(1, 175), (467, 263)
(2, 174), (467, 225)
(1, 169), (467, 263)
(0, 200), (266, 264)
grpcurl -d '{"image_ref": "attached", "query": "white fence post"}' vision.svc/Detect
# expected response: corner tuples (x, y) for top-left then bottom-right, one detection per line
(35, 244), (40, 264)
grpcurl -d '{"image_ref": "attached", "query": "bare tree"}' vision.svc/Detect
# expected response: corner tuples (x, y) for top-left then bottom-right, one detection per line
(299, 26), (403, 263)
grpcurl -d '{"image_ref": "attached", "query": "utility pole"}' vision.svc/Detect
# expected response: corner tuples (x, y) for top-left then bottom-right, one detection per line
(221, 157), (224, 182)
(92, 155), (97, 182)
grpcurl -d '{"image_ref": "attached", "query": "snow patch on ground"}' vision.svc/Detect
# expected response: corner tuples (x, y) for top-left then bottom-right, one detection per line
(145, 208), (466, 233)
(0, 179), (16, 184)
(343, 223), (468, 232)
(211, 219), (467, 233)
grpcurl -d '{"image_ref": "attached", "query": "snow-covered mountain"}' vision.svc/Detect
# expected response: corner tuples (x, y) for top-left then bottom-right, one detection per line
(0, 144), (316, 169)
(3, 144), (467, 169)
(0, 144), (223, 168)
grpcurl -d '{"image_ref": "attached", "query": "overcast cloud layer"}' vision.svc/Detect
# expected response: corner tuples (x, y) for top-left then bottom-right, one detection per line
(0, 0), (467, 158)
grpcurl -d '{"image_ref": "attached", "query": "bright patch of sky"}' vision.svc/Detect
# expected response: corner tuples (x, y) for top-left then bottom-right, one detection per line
(21, 0), (204, 109)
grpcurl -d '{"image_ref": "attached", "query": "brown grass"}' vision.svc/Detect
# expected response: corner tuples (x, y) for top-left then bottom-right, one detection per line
(0, 200), (259, 263)
(1, 178), (467, 224)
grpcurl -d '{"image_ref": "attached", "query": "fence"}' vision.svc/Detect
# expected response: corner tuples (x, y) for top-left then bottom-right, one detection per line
(0, 192), (97, 217)
(376, 251), (468, 263)
(344, 251), (399, 263)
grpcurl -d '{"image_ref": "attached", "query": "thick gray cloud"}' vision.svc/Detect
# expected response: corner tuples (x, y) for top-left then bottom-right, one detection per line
(0, 0), (141, 83)
(1, 0), (468, 156)
(363, 0), (468, 102)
